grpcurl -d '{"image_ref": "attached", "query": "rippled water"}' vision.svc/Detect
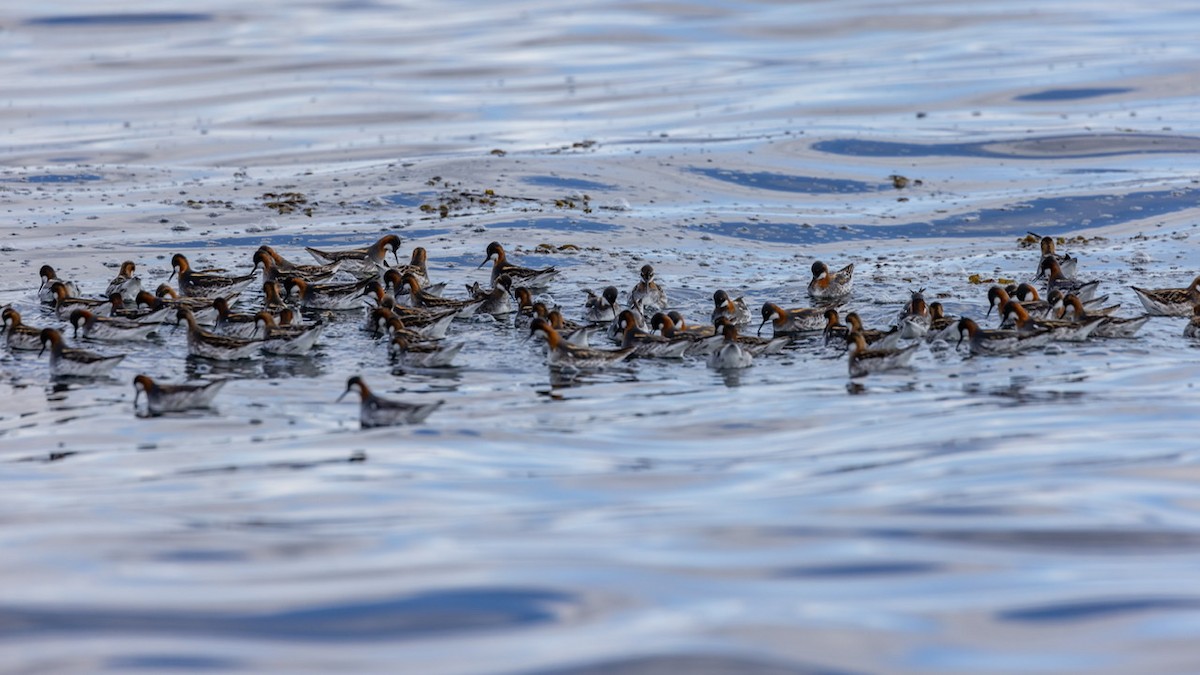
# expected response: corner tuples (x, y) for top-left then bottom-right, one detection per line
(4, 1), (1200, 673)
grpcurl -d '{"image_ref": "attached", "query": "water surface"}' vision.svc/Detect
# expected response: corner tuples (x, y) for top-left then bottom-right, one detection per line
(3, 1), (1200, 673)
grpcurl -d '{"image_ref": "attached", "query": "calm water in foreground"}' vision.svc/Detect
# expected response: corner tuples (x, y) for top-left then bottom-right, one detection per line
(3, 1), (1200, 673)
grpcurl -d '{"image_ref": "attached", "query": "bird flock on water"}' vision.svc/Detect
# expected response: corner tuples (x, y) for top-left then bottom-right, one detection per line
(5, 232), (1199, 428)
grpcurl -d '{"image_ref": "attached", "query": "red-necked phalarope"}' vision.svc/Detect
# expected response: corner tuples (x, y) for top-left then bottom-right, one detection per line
(393, 272), (482, 318)
(49, 281), (112, 320)
(338, 375), (443, 427)
(466, 274), (515, 316)
(583, 286), (620, 324)
(956, 317), (1052, 356)
(104, 261), (143, 304)
(1058, 293), (1149, 339)
(479, 241), (559, 290)
(38, 265), (79, 304)
(629, 264), (669, 312)
(848, 330), (919, 378)
(69, 309), (157, 342)
(212, 296), (268, 338)
(896, 289), (932, 339)
(808, 261), (854, 303)
(711, 289), (751, 327)
(3, 307), (44, 351)
(1130, 275), (1200, 317)
(284, 277), (374, 311)
(170, 254), (256, 299)
(306, 234), (402, 276)
(1000, 300), (1104, 342)
(253, 249), (339, 285)
(706, 321), (754, 370)
(256, 245), (342, 280)
(175, 308), (262, 361)
(254, 311), (323, 355)
(133, 374), (227, 415)
(1038, 257), (1099, 302)
(1029, 233), (1078, 280)
(758, 302), (823, 337)
(844, 312), (901, 350)
(1185, 305), (1200, 339)
(529, 317), (633, 371)
(389, 332), (463, 368)
(139, 287), (222, 326)
(617, 309), (690, 359)
(39, 327), (125, 377)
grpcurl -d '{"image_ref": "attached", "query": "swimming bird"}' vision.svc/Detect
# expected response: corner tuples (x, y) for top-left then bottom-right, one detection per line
(529, 317), (633, 371)
(1130, 275), (1200, 317)
(1000, 300), (1104, 342)
(69, 309), (158, 342)
(104, 261), (143, 304)
(252, 249), (339, 284)
(381, 246), (432, 288)
(170, 254), (256, 298)
(138, 287), (222, 326)
(844, 312), (901, 350)
(583, 287), (620, 324)
(711, 289), (751, 327)
(807, 261), (854, 302)
(39, 327), (125, 377)
(1186, 305), (1200, 339)
(758, 302), (823, 337)
(49, 281), (112, 319)
(133, 374), (227, 415)
(2, 307), (44, 351)
(925, 302), (959, 341)
(254, 311), (323, 355)
(392, 272), (483, 318)
(306, 234), (403, 276)
(629, 264), (669, 312)
(706, 321), (754, 370)
(1029, 233), (1078, 279)
(175, 308), (262, 361)
(38, 265), (80, 304)
(255, 245), (342, 280)
(479, 241), (559, 289)
(896, 289), (931, 339)
(466, 274), (514, 316)
(617, 310), (690, 359)
(284, 277), (374, 311)
(1038, 257), (1099, 302)
(389, 332), (464, 368)
(212, 296), (268, 338)
(956, 317), (1052, 356)
(1058, 294), (1149, 339)
(848, 331), (919, 378)
(338, 375), (443, 427)
(107, 293), (171, 324)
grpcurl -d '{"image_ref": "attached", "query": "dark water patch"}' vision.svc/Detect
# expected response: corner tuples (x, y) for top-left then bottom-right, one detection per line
(0, 588), (572, 642)
(154, 229), (450, 250)
(0, 174), (104, 184)
(522, 654), (859, 675)
(692, 187), (1196, 244)
(522, 175), (614, 191)
(690, 167), (884, 194)
(776, 562), (940, 578)
(1016, 87), (1133, 102)
(106, 654), (242, 671)
(999, 597), (1200, 623)
(483, 217), (618, 234)
(154, 549), (248, 563)
(26, 13), (212, 26)
(375, 192), (435, 208)
(814, 133), (1200, 160)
